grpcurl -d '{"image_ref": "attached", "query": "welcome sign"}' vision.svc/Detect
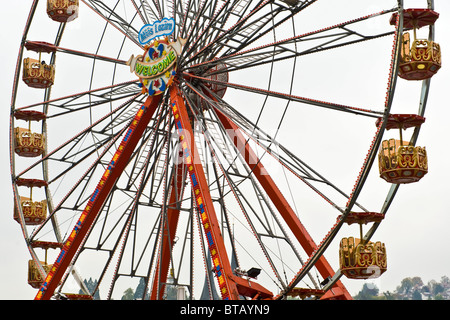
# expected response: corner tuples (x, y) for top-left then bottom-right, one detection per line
(133, 48), (177, 79)
(139, 17), (176, 45)
(128, 37), (186, 96)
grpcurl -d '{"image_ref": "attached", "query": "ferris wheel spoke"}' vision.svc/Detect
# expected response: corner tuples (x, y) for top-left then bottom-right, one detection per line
(52, 103), (167, 204)
(185, 83), (349, 295)
(28, 99), (158, 244)
(212, 104), (351, 299)
(169, 84), (240, 300)
(186, 88), (370, 295)
(28, 127), (127, 243)
(166, 0), (178, 35)
(24, 40), (128, 66)
(174, 0), (192, 38)
(216, 0), (319, 58)
(130, 0), (147, 24)
(130, 0), (152, 24)
(187, 73), (383, 118)
(284, 15), (404, 297)
(182, 0), (287, 65)
(177, 0), (213, 62)
(203, 94), (339, 210)
(185, 82), (321, 184)
(170, 84), (279, 300)
(182, 88), (293, 290)
(92, 142), (172, 299)
(122, 106), (171, 192)
(207, 88), (370, 215)
(182, 0), (319, 67)
(186, 8), (398, 75)
(35, 94), (162, 300)
(85, 129), (171, 287)
(151, 0), (164, 20)
(180, 1), (245, 64)
(279, 111), (389, 297)
(229, 86), (373, 213)
(181, 0), (276, 67)
(46, 134), (120, 186)
(225, 32), (394, 72)
(17, 81), (141, 121)
(15, 93), (143, 184)
(81, 0), (144, 49)
(130, 0), (164, 24)
(150, 163), (187, 300)
(167, 0), (213, 39)
(207, 141), (302, 292)
(51, 45), (128, 65)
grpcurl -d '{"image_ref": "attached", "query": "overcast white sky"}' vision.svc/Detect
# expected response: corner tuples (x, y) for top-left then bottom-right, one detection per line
(1, 1), (449, 300)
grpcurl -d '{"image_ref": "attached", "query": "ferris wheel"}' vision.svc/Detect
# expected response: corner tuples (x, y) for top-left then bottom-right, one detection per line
(10, 0), (441, 300)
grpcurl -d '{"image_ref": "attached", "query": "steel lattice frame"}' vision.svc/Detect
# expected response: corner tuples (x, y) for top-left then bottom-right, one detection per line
(9, 0), (435, 300)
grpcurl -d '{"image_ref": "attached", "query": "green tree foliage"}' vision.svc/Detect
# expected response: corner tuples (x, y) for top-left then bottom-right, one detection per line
(134, 278), (149, 300)
(412, 289), (422, 300)
(397, 277), (413, 295)
(354, 283), (380, 300)
(122, 288), (135, 300)
(432, 282), (444, 296)
(79, 277), (100, 300)
(354, 275), (450, 300)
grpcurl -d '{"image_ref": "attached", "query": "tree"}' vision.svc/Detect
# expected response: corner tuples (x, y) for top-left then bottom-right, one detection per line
(432, 283), (445, 296)
(397, 277), (413, 295)
(383, 291), (395, 300)
(165, 284), (178, 300)
(412, 289), (422, 300)
(134, 278), (149, 300)
(122, 288), (135, 300)
(411, 276), (423, 287)
(358, 275), (450, 300)
(80, 277), (100, 300)
(354, 283), (380, 300)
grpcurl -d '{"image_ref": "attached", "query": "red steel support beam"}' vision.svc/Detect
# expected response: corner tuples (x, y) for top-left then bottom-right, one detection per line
(150, 163), (186, 300)
(169, 84), (273, 300)
(169, 84), (240, 300)
(215, 108), (352, 300)
(35, 95), (162, 300)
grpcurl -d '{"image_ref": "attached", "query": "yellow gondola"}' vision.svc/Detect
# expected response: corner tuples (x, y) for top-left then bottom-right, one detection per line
(47, 0), (79, 23)
(391, 9), (441, 80)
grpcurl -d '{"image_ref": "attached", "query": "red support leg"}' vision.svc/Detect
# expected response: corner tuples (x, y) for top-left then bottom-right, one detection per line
(215, 108), (352, 300)
(35, 95), (162, 300)
(169, 85), (240, 300)
(169, 85), (273, 300)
